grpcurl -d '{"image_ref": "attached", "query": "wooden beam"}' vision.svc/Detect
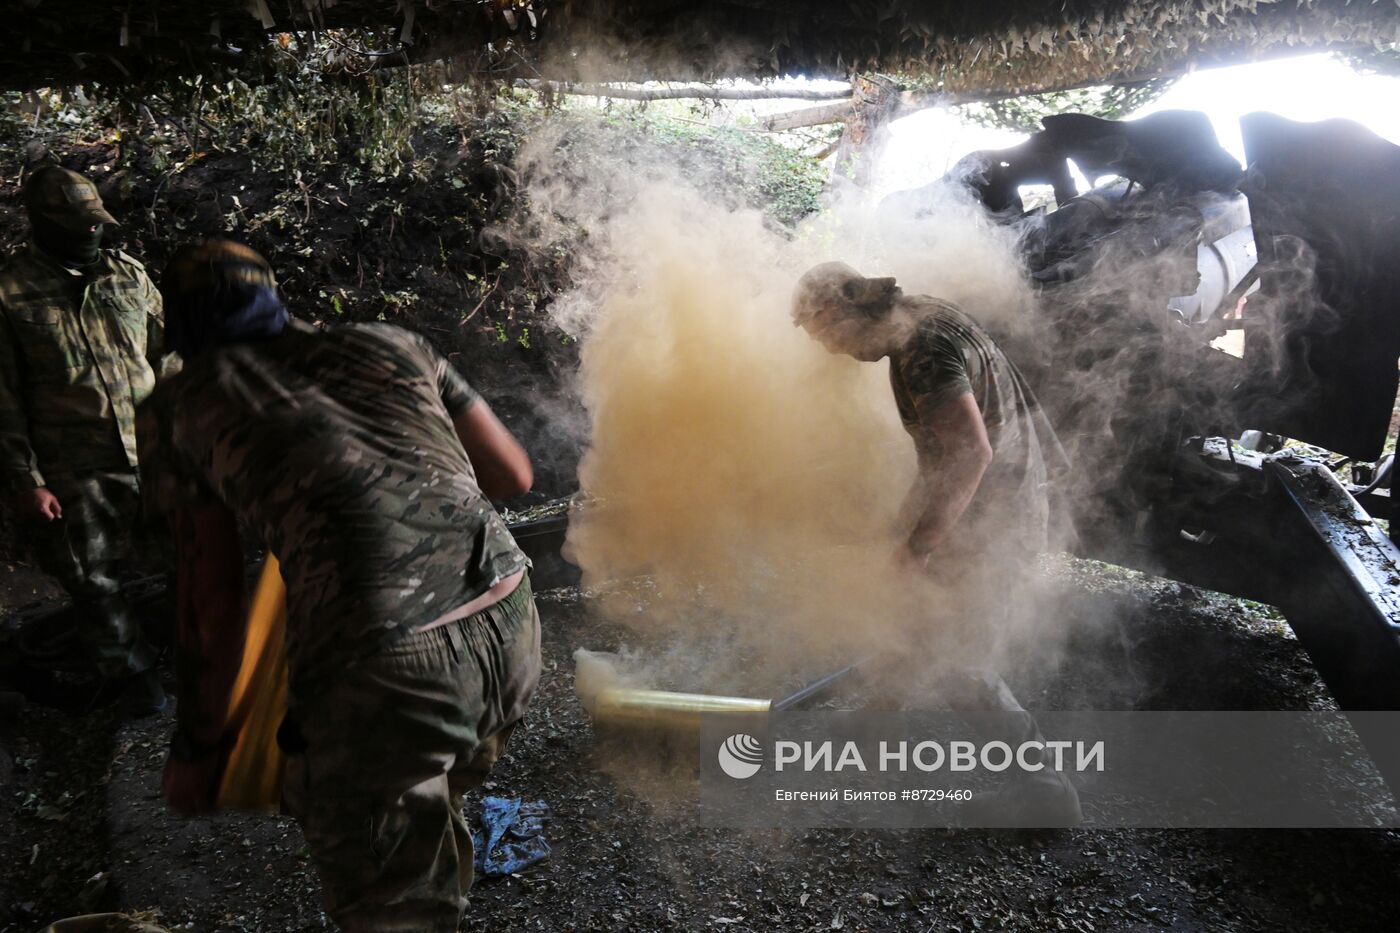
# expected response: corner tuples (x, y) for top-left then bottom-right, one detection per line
(516, 80), (852, 102)
(760, 100), (855, 132)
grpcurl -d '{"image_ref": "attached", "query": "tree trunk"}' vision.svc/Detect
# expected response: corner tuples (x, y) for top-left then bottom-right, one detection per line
(830, 74), (901, 190)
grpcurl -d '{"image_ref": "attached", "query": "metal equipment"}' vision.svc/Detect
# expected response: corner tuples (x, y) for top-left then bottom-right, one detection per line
(887, 109), (1400, 791)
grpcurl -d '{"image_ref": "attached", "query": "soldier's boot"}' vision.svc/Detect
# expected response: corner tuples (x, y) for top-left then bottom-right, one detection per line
(961, 749), (1083, 829)
(13, 615), (82, 668)
(85, 669), (168, 718)
(81, 596), (167, 717)
(944, 670), (1083, 829)
(123, 670), (169, 717)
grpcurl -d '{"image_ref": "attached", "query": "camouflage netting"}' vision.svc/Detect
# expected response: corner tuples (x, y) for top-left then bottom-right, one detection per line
(5, 1), (1400, 95)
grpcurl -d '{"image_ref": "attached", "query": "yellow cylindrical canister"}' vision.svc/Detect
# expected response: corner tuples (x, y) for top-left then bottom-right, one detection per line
(215, 556), (289, 812)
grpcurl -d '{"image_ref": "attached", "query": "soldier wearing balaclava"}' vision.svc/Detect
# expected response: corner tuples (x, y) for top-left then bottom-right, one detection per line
(0, 165), (170, 715)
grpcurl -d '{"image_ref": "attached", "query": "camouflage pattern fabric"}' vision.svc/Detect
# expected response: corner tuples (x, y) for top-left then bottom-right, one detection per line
(0, 244), (166, 491)
(0, 244), (166, 677)
(21, 469), (158, 675)
(888, 297), (1071, 555)
(137, 319), (531, 701)
(282, 576), (541, 931)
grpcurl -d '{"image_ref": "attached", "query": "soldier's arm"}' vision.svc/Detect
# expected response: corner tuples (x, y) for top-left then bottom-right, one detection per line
(163, 500), (248, 815)
(906, 391), (994, 560)
(138, 393), (244, 813)
(418, 330), (533, 499)
(453, 401), (533, 499)
(141, 396), (248, 755)
(172, 501), (248, 747)
(898, 327), (992, 562)
(0, 306), (46, 492)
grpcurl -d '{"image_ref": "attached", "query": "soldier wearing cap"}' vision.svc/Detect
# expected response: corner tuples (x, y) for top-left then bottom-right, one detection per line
(791, 261), (1082, 827)
(0, 165), (168, 711)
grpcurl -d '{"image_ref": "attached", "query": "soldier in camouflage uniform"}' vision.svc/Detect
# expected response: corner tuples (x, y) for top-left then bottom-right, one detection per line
(0, 166), (166, 704)
(139, 240), (541, 932)
(791, 262), (1081, 827)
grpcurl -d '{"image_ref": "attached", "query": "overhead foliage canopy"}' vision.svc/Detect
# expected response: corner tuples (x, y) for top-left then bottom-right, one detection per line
(5, 1), (1399, 97)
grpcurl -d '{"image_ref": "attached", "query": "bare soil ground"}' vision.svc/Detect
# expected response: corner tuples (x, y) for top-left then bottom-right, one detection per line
(3, 556), (1400, 933)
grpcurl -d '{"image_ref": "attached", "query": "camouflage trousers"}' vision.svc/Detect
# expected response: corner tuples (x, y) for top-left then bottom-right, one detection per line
(283, 575), (542, 932)
(21, 469), (157, 677)
(904, 549), (1081, 824)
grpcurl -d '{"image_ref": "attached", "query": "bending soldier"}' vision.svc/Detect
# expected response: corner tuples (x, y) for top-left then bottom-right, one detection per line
(139, 240), (542, 931)
(791, 261), (1082, 827)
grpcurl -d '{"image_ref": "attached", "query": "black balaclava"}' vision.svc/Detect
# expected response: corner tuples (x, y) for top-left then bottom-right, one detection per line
(24, 166), (115, 269)
(32, 214), (103, 268)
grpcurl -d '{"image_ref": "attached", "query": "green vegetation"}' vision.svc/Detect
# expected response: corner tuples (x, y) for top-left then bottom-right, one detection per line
(633, 113), (827, 227)
(1, 49), (828, 369)
(953, 79), (1178, 135)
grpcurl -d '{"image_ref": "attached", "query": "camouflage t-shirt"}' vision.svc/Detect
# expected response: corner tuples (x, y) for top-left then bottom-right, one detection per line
(888, 297), (1070, 554)
(138, 320), (529, 698)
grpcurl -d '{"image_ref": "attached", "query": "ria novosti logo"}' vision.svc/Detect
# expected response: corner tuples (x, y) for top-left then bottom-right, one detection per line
(716, 733), (1107, 780)
(718, 733), (764, 779)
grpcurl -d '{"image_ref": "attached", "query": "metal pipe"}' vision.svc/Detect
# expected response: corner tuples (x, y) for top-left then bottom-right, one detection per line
(771, 657), (871, 711)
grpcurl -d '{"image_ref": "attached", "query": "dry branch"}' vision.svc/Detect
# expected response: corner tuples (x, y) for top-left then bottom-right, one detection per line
(760, 100), (857, 132)
(516, 80), (851, 102)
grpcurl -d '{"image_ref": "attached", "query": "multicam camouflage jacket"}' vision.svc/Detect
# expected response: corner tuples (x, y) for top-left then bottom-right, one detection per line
(0, 243), (166, 492)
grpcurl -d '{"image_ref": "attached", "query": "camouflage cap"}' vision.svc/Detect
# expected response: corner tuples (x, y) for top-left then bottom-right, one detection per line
(23, 166), (118, 229)
(161, 239), (285, 359)
(162, 238), (277, 301)
(791, 261), (900, 325)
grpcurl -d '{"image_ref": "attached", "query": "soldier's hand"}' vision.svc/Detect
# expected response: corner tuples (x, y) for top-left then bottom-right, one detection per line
(162, 750), (222, 817)
(895, 541), (931, 576)
(13, 487), (63, 522)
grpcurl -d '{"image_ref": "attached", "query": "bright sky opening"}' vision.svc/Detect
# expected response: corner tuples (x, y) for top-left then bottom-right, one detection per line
(873, 52), (1400, 200)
